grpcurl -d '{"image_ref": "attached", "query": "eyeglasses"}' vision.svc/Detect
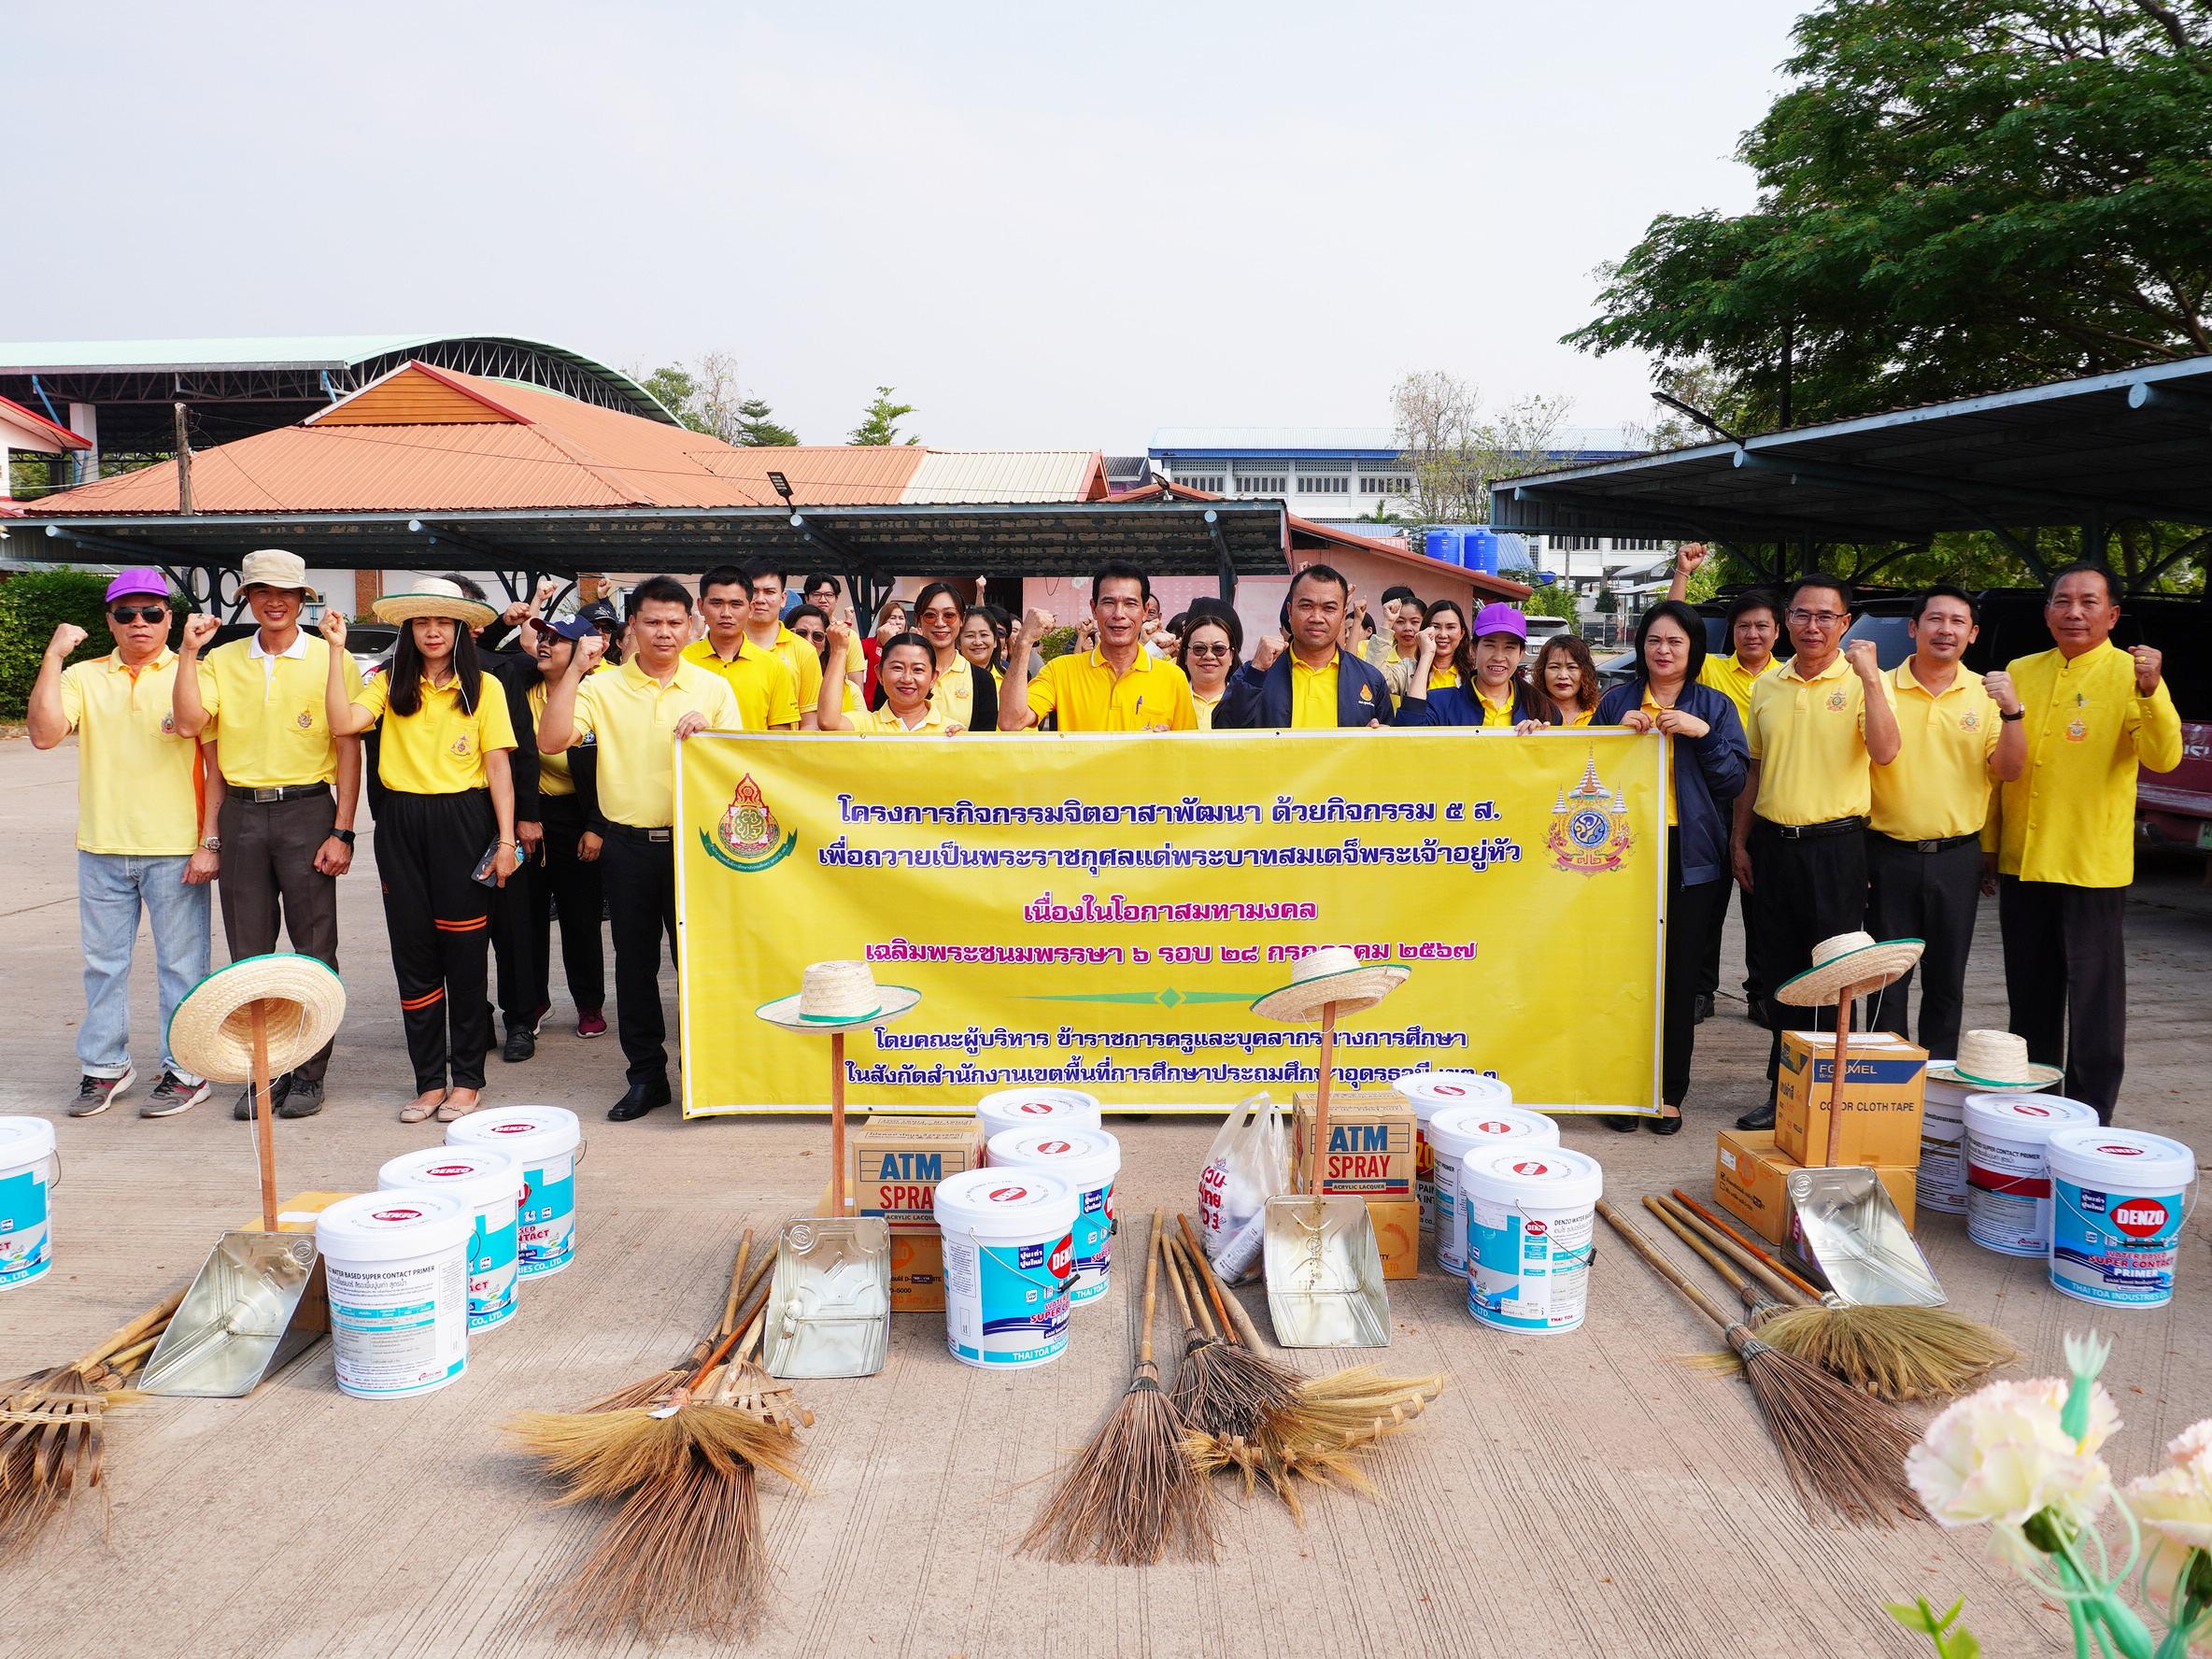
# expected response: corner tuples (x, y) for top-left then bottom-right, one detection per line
(1186, 642), (1231, 657)
(109, 605), (169, 624)
(1786, 608), (1849, 627)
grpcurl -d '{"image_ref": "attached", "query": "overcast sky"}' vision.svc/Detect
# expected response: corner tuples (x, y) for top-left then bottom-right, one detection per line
(8, 1), (1794, 452)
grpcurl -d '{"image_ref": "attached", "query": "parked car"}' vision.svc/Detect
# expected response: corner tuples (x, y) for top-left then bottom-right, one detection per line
(207, 619), (397, 680)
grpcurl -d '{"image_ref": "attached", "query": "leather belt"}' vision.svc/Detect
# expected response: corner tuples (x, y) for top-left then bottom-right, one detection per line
(1875, 830), (1979, 854)
(226, 783), (330, 804)
(1757, 815), (1865, 842)
(603, 822), (673, 844)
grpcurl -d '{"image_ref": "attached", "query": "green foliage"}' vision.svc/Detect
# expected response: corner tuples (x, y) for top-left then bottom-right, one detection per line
(733, 396), (799, 447)
(640, 364), (707, 432)
(1883, 1596), (1980, 1659)
(849, 386), (919, 447)
(639, 354), (797, 445)
(0, 568), (134, 716)
(1523, 580), (1581, 621)
(1038, 626), (1078, 661)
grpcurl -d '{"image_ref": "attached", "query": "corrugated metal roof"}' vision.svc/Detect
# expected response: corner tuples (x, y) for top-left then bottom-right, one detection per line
(901, 450), (1107, 503)
(0, 333), (547, 372)
(1150, 424), (1646, 455)
(688, 445), (923, 504)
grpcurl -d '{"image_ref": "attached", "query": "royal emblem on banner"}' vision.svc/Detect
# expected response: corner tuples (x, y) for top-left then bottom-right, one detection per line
(702, 772), (796, 872)
(1545, 751), (1634, 876)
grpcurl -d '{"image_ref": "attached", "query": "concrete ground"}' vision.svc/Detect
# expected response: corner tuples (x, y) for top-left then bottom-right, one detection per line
(3, 735), (2207, 1659)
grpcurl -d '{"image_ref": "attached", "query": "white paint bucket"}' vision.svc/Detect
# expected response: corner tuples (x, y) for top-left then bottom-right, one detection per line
(446, 1106), (582, 1277)
(1963, 1092), (2102, 1257)
(1919, 1072), (1976, 1214)
(0, 1116), (56, 1293)
(315, 1191), (472, 1399)
(977, 1089), (1102, 1150)
(932, 1169), (1078, 1369)
(985, 1127), (1120, 1306)
(1395, 1071), (1513, 1242)
(2045, 1126), (2196, 1310)
(378, 1147), (522, 1334)
(1423, 1104), (1559, 1276)
(1459, 1145), (1602, 1335)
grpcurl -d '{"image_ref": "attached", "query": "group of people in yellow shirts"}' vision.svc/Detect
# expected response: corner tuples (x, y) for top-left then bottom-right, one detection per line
(32, 545), (2179, 1132)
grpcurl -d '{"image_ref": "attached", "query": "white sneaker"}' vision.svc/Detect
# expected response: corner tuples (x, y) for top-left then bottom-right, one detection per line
(70, 1064), (136, 1117)
(142, 1071), (211, 1118)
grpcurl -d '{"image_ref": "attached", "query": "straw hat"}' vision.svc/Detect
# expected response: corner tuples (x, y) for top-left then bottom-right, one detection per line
(372, 577), (499, 631)
(1774, 930), (1924, 1007)
(1927, 1029), (2063, 1091)
(1251, 945), (1411, 1024)
(755, 960), (921, 1032)
(165, 954), (347, 1085)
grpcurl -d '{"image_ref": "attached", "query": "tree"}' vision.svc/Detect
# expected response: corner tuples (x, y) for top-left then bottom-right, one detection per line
(732, 396), (798, 447)
(849, 386), (919, 447)
(1522, 578), (1581, 622)
(637, 352), (796, 444)
(1389, 371), (1572, 524)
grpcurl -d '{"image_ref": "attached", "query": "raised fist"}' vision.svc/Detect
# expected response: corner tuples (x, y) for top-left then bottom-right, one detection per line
(1677, 543), (1709, 574)
(319, 610), (348, 648)
(1980, 668), (2018, 714)
(572, 633), (607, 674)
(1250, 631), (1283, 673)
(827, 615), (856, 656)
(1416, 625), (1441, 659)
(180, 614), (221, 654)
(1020, 606), (1055, 645)
(1845, 638), (1880, 677)
(2130, 645), (2163, 695)
(48, 622), (88, 657)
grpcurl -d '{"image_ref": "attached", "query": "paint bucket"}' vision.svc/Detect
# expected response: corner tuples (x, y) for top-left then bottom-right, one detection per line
(977, 1088), (1102, 1150)
(377, 1147), (522, 1334)
(0, 1116), (56, 1292)
(984, 1127), (1120, 1306)
(1422, 1104), (1559, 1276)
(931, 1169), (1078, 1369)
(1395, 1071), (1513, 1242)
(1922, 1064), (2053, 1214)
(1458, 1145), (1602, 1335)
(315, 1191), (472, 1399)
(2045, 1126), (2196, 1310)
(1963, 1092), (2102, 1257)
(446, 1106), (582, 1277)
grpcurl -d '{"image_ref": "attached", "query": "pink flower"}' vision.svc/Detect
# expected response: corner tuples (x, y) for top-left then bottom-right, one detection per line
(1907, 1377), (2118, 1531)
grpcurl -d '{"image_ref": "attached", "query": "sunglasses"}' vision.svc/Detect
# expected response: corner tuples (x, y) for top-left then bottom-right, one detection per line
(1185, 642), (1231, 657)
(109, 604), (170, 624)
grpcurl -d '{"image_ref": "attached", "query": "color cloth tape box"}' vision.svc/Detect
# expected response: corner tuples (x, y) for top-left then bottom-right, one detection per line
(1293, 1090), (1416, 1198)
(1774, 1030), (1928, 1168)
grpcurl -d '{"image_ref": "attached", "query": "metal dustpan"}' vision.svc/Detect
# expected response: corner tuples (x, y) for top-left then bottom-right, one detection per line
(1264, 1001), (1391, 1347)
(765, 1029), (890, 1379)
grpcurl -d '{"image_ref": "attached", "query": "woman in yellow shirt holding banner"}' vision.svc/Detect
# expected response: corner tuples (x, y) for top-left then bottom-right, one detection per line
(323, 580), (521, 1123)
(817, 616), (962, 736)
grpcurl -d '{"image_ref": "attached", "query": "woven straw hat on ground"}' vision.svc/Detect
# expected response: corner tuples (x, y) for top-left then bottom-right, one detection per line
(1774, 931), (1924, 1008)
(371, 576), (499, 631)
(1927, 1028), (2064, 1090)
(165, 954), (347, 1085)
(1251, 945), (1411, 1024)
(756, 960), (922, 1032)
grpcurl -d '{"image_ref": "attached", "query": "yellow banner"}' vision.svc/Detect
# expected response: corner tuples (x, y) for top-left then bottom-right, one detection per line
(675, 730), (1666, 1115)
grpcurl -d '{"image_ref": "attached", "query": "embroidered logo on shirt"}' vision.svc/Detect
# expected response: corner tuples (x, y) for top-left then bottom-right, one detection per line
(450, 736), (472, 757)
(1960, 711), (1979, 731)
(160, 713), (177, 734)
(296, 708), (314, 729)
(2066, 718), (2088, 742)
(1358, 684), (1374, 702)
(1825, 688), (1849, 712)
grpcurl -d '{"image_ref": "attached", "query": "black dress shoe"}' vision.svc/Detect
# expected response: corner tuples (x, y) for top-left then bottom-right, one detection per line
(503, 1026), (537, 1063)
(234, 1071), (293, 1120)
(1600, 1113), (1642, 1133)
(1693, 994), (1714, 1024)
(1735, 1100), (1776, 1131)
(1649, 1110), (1684, 1135)
(609, 1079), (673, 1122)
(1745, 996), (1771, 1027)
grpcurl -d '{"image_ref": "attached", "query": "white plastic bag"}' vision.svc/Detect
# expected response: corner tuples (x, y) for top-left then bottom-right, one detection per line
(1198, 1091), (1286, 1283)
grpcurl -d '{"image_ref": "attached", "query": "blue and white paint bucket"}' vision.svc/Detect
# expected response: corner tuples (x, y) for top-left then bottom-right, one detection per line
(1459, 1145), (1602, 1335)
(1964, 1093), (2101, 1257)
(446, 1106), (581, 1277)
(1396, 1071), (1514, 1245)
(2045, 1126), (2196, 1309)
(378, 1147), (523, 1334)
(932, 1169), (1078, 1369)
(0, 1116), (56, 1293)
(316, 1191), (472, 1399)
(1423, 1104), (1558, 1276)
(985, 1127), (1119, 1306)
(977, 1088), (1101, 1148)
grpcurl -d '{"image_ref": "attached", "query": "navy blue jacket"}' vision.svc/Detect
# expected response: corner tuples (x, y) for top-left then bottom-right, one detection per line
(1393, 680), (1556, 729)
(1216, 650), (1396, 729)
(1594, 679), (1748, 887)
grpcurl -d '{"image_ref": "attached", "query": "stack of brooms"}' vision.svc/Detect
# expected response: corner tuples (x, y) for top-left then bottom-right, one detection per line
(505, 1227), (811, 1640)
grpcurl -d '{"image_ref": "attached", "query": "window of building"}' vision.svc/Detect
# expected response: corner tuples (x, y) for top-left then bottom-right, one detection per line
(1297, 474), (1351, 493)
(1174, 472), (1224, 493)
(1359, 474), (1414, 494)
(1235, 474), (1287, 495)
(1553, 535), (1601, 552)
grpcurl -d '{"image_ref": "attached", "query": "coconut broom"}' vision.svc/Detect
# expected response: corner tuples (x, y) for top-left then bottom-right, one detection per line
(1163, 1220), (1301, 1439)
(1664, 1188), (2017, 1402)
(582, 1227), (769, 1414)
(1595, 1199), (1924, 1526)
(1021, 1212), (1215, 1566)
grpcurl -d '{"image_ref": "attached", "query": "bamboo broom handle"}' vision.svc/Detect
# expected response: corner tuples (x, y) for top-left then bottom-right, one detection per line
(1644, 1197), (1760, 1294)
(1664, 1191), (1817, 1305)
(1595, 1200), (1736, 1334)
(1168, 1235), (1219, 1341)
(1173, 1213), (1239, 1340)
(71, 1287), (189, 1371)
(830, 1032), (848, 1212)
(1138, 1212), (1163, 1368)
(725, 1253), (777, 1346)
(718, 1228), (757, 1338)
(1158, 1225), (1202, 1330)
(1177, 1212), (1269, 1353)
(250, 1000), (279, 1233)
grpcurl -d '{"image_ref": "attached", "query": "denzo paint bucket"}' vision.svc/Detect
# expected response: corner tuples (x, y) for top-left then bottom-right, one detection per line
(446, 1106), (581, 1277)
(2045, 1126), (2196, 1309)
(1395, 1071), (1513, 1242)
(1920, 1071), (1983, 1214)
(1963, 1092), (2102, 1257)
(977, 1088), (1102, 1149)
(377, 1147), (523, 1334)
(985, 1127), (1120, 1306)
(315, 1191), (473, 1399)
(0, 1116), (57, 1292)
(932, 1169), (1079, 1369)
(1423, 1104), (1559, 1276)
(1458, 1145), (1603, 1335)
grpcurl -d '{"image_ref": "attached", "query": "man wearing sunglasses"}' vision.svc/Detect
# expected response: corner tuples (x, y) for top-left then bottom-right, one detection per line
(28, 570), (220, 1117)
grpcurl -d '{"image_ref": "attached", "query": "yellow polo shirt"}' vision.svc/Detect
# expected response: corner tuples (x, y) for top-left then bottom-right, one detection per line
(1698, 653), (1778, 726)
(60, 649), (206, 856)
(1993, 643), (2183, 887)
(1290, 652), (1340, 729)
(194, 631), (362, 788)
(567, 658), (743, 829)
(1428, 665), (1461, 690)
(353, 672), (517, 794)
(1563, 706), (1595, 729)
(1026, 648), (1198, 732)
(763, 626), (823, 718)
(1475, 686), (1514, 729)
(526, 681), (574, 797)
(1746, 652), (1890, 825)
(1640, 689), (1680, 827)
(681, 637), (801, 730)
(847, 703), (953, 735)
(930, 658), (977, 730)
(1193, 691), (1221, 731)
(1870, 659), (2000, 841)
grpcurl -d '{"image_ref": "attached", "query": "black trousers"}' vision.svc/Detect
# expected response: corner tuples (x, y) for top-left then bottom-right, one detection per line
(1664, 836), (1728, 1107)
(1749, 819), (1868, 1084)
(1999, 876), (2127, 1122)
(518, 793), (605, 1017)
(602, 826), (678, 1086)
(1697, 878), (1769, 1005)
(376, 789), (497, 1094)
(217, 787), (342, 1084)
(1865, 833), (1981, 1062)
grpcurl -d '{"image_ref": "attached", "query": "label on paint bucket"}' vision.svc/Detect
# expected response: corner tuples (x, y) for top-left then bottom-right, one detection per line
(0, 1166), (52, 1290)
(516, 1155), (575, 1276)
(468, 1212), (520, 1329)
(318, 1194), (473, 1400)
(2046, 1127), (2195, 1309)
(933, 1170), (1079, 1369)
(983, 1127), (1120, 1305)
(1964, 1094), (2101, 1257)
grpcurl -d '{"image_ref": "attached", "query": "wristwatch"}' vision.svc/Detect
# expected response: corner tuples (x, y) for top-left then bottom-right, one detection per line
(200, 836), (220, 852)
(1999, 709), (2025, 723)
(332, 828), (358, 846)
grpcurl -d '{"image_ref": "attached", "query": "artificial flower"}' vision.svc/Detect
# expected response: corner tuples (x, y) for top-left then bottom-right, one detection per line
(1907, 1376), (2118, 1531)
(2127, 1459), (2212, 1553)
(2171, 1421), (2212, 1471)
(2142, 1539), (2212, 1654)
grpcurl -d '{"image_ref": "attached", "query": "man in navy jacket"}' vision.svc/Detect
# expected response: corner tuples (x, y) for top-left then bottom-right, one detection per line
(1216, 564), (1395, 730)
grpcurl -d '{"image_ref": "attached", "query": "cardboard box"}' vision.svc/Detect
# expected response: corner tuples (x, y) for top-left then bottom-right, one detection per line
(1367, 1197), (1420, 1281)
(1774, 1030), (1927, 1167)
(240, 1190), (355, 1334)
(842, 1115), (985, 1313)
(1714, 1130), (1917, 1246)
(1293, 1091), (1416, 1198)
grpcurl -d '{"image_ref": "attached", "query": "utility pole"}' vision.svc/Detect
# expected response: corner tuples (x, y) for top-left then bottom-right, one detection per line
(174, 402), (194, 515)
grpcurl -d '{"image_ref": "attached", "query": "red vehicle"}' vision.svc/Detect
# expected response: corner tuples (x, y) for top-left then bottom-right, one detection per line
(2138, 720), (2212, 855)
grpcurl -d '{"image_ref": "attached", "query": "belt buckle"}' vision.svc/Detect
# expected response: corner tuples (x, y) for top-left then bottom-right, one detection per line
(253, 787), (281, 804)
(647, 829), (671, 844)
(1917, 838), (1941, 854)
(1777, 823), (1803, 841)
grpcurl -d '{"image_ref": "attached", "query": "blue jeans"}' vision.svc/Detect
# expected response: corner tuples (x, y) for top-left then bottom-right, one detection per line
(78, 853), (211, 1083)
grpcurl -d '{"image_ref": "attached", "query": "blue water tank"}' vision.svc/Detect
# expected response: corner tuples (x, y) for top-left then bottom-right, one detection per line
(1462, 527), (1499, 574)
(1424, 527), (1463, 565)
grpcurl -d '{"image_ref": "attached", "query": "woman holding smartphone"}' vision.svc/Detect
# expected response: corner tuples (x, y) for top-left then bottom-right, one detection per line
(324, 579), (520, 1123)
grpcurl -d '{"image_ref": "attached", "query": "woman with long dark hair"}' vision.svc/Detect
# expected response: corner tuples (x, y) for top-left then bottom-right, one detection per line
(1532, 634), (1603, 727)
(1177, 606), (1243, 730)
(324, 579), (520, 1123)
(902, 582), (999, 731)
(1595, 600), (1748, 1134)
(1419, 599), (1468, 688)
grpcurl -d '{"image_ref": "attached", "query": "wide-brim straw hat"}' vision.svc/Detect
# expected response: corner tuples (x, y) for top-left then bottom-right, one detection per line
(1927, 1028), (2064, 1090)
(756, 959), (922, 1032)
(1251, 945), (1411, 1024)
(1775, 930), (1925, 1007)
(372, 577), (499, 631)
(166, 954), (347, 1085)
